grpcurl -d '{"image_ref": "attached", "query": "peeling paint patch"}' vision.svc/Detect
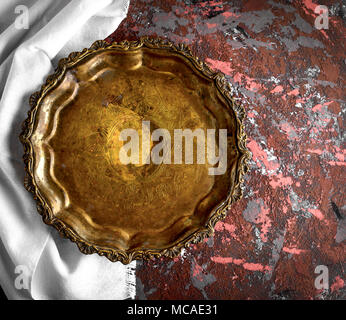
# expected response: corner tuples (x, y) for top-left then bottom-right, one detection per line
(206, 58), (233, 75)
(243, 199), (272, 242)
(331, 276), (345, 293)
(247, 139), (280, 174)
(269, 173), (293, 189)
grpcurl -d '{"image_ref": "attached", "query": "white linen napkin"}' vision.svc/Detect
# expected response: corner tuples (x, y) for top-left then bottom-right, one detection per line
(0, 0), (136, 300)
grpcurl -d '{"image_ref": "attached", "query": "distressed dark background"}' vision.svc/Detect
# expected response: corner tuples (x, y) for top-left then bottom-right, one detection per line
(107, 0), (345, 300)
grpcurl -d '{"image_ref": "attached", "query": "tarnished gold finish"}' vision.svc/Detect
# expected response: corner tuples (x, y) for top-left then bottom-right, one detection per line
(20, 38), (250, 264)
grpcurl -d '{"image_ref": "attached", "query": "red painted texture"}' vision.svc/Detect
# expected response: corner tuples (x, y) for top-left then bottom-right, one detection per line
(107, 0), (345, 299)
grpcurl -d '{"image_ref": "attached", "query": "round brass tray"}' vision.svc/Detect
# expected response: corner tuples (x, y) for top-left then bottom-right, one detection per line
(20, 38), (250, 264)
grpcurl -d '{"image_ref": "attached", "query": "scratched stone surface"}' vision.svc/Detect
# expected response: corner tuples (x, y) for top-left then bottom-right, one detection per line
(106, 0), (345, 299)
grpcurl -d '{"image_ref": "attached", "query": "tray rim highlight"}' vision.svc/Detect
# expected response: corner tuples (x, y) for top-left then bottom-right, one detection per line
(20, 37), (251, 264)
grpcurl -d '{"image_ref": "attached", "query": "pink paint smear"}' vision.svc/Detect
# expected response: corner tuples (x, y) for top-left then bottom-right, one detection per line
(211, 256), (271, 272)
(247, 139), (280, 172)
(283, 247), (306, 255)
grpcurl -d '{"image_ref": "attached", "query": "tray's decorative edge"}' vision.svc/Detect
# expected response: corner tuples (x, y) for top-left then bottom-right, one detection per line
(20, 37), (251, 264)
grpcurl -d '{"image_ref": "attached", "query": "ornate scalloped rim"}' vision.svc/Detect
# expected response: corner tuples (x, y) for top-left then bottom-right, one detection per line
(20, 37), (251, 264)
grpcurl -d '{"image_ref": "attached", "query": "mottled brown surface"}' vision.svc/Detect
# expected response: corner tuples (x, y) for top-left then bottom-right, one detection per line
(107, 0), (345, 299)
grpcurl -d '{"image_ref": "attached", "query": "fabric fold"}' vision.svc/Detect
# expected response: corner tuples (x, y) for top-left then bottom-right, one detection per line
(0, 0), (135, 300)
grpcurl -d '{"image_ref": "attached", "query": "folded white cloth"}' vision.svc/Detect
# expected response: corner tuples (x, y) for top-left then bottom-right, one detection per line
(0, 0), (136, 300)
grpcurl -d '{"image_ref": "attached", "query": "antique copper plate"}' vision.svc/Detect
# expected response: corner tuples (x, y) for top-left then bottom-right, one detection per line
(20, 38), (250, 264)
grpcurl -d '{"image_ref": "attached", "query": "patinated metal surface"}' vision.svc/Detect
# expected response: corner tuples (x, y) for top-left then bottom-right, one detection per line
(108, 0), (345, 299)
(20, 38), (249, 264)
